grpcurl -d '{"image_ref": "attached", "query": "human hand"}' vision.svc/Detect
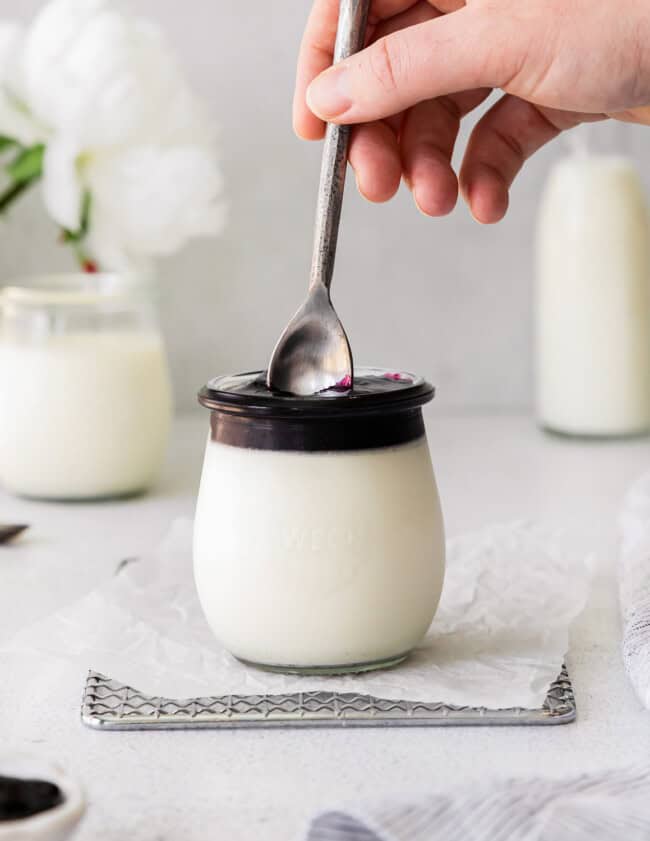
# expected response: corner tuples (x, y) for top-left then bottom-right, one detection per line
(293, 0), (650, 222)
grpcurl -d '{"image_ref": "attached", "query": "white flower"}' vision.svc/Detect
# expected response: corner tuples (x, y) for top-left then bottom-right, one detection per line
(85, 145), (225, 271)
(0, 0), (225, 270)
(0, 23), (43, 146)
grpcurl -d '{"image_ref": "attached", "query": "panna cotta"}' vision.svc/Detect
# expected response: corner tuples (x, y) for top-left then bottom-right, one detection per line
(0, 275), (172, 500)
(193, 368), (445, 674)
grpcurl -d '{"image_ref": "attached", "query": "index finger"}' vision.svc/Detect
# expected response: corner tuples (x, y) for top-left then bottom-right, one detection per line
(293, 0), (423, 139)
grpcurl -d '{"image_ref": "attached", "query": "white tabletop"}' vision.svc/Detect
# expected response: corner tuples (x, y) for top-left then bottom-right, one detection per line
(2, 413), (649, 841)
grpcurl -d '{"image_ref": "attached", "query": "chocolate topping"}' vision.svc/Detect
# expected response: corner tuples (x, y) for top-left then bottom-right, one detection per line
(199, 367), (434, 452)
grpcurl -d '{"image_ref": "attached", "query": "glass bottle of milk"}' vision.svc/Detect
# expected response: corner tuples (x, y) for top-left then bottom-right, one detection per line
(0, 273), (172, 499)
(535, 129), (650, 437)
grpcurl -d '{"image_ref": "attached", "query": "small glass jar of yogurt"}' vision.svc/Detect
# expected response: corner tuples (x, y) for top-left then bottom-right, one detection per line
(0, 273), (172, 500)
(194, 368), (445, 674)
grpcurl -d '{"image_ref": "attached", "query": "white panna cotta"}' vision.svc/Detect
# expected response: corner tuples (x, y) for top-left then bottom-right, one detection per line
(0, 274), (172, 500)
(0, 330), (171, 499)
(193, 368), (445, 674)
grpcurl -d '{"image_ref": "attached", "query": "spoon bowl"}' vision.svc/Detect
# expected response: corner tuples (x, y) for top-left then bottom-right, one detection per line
(267, 284), (352, 395)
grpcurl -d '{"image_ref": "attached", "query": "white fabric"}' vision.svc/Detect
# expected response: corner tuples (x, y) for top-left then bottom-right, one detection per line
(305, 764), (650, 841)
(1, 518), (590, 709)
(619, 472), (650, 709)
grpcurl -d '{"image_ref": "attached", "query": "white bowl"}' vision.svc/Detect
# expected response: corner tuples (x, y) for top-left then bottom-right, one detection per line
(0, 754), (84, 841)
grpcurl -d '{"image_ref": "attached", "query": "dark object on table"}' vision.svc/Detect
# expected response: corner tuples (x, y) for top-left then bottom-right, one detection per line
(0, 775), (64, 821)
(0, 525), (28, 545)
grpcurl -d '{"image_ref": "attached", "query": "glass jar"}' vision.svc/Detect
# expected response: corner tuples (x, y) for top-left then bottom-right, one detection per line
(193, 368), (445, 674)
(535, 142), (650, 437)
(0, 273), (172, 500)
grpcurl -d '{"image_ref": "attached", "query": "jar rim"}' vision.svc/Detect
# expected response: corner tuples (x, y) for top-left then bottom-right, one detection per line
(1, 272), (153, 308)
(199, 368), (435, 420)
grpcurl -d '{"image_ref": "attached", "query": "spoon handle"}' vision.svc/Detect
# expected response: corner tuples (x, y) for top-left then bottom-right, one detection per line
(309, 0), (370, 291)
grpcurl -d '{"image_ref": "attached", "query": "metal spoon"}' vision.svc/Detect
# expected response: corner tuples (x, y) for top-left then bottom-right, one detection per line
(267, 0), (370, 396)
(0, 524), (28, 544)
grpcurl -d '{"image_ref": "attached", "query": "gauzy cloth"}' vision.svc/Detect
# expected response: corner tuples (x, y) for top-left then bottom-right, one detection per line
(619, 472), (650, 709)
(305, 764), (650, 841)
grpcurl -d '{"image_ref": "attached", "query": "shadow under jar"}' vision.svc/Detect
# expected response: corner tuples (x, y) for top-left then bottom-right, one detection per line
(193, 368), (445, 675)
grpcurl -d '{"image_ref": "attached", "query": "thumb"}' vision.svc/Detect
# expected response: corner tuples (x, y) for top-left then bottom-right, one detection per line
(306, 7), (518, 124)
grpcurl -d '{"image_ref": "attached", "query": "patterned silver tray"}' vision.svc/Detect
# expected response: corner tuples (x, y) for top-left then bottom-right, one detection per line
(81, 666), (575, 730)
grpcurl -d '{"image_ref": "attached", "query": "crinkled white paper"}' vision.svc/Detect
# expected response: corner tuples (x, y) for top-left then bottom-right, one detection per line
(3, 519), (591, 708)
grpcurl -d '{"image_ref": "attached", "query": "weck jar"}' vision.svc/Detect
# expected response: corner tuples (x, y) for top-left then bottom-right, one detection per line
(0, 273), (172, 500)
(193, 368), (445, 674)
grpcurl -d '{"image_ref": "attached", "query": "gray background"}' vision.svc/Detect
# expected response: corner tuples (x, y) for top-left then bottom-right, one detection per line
(1, 0), (646, 412)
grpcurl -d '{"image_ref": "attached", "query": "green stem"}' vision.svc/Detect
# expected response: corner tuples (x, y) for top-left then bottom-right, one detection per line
(0, 174), (38, 214)
(0, 153), (96, 270)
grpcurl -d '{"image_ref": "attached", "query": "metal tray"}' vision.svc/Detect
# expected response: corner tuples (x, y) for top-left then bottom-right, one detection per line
(81, 666), (575, 730)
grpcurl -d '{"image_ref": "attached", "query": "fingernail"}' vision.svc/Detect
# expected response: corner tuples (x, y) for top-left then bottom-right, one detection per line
(413, 189), (428, 216)
(354, 170), (369, 200)
(306, 66), (351, 120)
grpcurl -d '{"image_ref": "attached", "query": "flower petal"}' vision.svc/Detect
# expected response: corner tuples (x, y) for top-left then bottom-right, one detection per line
(0, 22), (21, 76)
(0, 22), (43, 145)
(41, 136), (83, 230)
(21, 0), (209, 148)
(85, 144), (226, 268)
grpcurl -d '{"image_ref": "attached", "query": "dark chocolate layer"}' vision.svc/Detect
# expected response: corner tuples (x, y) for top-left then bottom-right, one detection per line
(209, 407), (426, 452)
